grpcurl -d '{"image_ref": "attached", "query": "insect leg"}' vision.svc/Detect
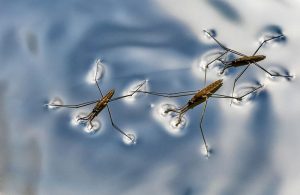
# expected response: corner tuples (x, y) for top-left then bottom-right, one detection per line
(230, 64), (251, 105)
(203, 30), (247, 57)
(199, 98), (209, 157)
(93, 68), (134, 141)
(237, 84), (264, 100)
(133, 90), (196, 98)
(48, 100), (99, 108)
(254, 62), (293, 78)
(106, 105), (135, 143)
(109, 80), (147, 102)
(204, 51), (228, 86)
(252, 34), (285, 56)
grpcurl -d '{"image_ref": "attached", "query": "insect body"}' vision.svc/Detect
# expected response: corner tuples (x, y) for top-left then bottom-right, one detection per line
(136, 79), (262, 157)
(76, 89), (115, 128)
(203, 30), (293, 103)
(49, 61), (146, 143)
(220, 55), (266, 74)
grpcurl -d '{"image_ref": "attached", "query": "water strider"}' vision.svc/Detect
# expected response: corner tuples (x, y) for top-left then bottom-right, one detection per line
(203, 30), (293, 104)
(135, 79), (263, 157)
(48, 61), (146, 143)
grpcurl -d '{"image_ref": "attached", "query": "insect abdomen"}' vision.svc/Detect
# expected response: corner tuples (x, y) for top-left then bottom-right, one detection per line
(231, 55), (266, 67)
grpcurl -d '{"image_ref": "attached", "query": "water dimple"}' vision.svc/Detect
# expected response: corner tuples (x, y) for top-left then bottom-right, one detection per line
(201, 29), (217, 42)
(86, 59), (105, 84)
(122, 80), (147, 104)
(200, 144), (211, 158)
(264, 66), (294, 82)
(168, 116), (187, 135)
(46, 97), (63, 109)
(257, 25), (286, 47)
(84, 120), (101, 134)
(123, 133), (136, 145)
(197, 50), (225, 72)
(71, 112), (87, 126)
(232, 84), (263, 106)
(160, 103), (177, 118)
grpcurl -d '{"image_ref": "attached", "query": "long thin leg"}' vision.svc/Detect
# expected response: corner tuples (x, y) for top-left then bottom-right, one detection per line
(93, 64), (134, 142)
(210, 94), (239, 99)
(237, 84), (263, 100)
(203, 30), (247, 57)
(210, 84), (263, 102)
(48, 100), (99, 108)
(134, 90), (196, 98)
(252, 35), (284, 56)
(204, 51), (228, 86)
(218, 59), (234, 74)
(199, 98), (209, 157)
(109, 80), (146, 102)
(254, 62), (293, 78)
(141, 90), (198, 95)
(106, 105), (135, 142)
(230, 64), (251, 105)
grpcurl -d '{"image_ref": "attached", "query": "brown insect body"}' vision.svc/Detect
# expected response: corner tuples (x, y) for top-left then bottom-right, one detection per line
(229, 55), (266, 67)
(78, 89), (115, 125)
(187, 79), (223, 109)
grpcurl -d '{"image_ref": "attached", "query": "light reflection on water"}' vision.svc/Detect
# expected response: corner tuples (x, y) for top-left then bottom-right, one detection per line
(0, 0), (299, 195)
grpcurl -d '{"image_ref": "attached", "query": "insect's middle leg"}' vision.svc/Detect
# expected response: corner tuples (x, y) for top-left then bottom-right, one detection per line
(230, 64), (251, 105)
(203, 30), (247, 57)
(252, 34), (285, 56)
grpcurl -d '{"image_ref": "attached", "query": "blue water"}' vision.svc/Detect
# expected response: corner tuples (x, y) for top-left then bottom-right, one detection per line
(0, 1), (299, 195)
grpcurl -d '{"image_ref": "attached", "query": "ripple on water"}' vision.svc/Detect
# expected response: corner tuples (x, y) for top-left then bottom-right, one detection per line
(84, 120), (101, 134)
(122, 80), (147, 104)
(199, 144), (212, 158)
(197, 49), (224, 70)
(159, 103), (177, 118)
(200, 29), (217, 43)
(153, 102), (188, 137)
(122, 132), (137, 145)
(85, 59), (105, 84)
(70, 112), (102, 135)
(232, 83), (263, 106)
(257, 25), (287, 47)
(168, 116), (187, 136)
(47, 97), (63, 110)
(264, 65), (294, 82)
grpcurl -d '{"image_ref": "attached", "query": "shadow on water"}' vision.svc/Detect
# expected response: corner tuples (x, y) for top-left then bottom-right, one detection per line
(207, 0), (242, 23)
(222, 90), (281, 195)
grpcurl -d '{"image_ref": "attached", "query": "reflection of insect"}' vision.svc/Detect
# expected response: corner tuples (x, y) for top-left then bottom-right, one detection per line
(49, 63), (146, 143)
(203, 30), (292, 104)
(136, 79), (263, 157)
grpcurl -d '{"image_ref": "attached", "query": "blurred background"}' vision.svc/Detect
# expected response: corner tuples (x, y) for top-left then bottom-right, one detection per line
(0, 0), (300, 194)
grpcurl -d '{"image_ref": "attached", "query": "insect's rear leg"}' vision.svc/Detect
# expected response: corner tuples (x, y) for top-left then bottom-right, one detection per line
(254, 62), (293, 79)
